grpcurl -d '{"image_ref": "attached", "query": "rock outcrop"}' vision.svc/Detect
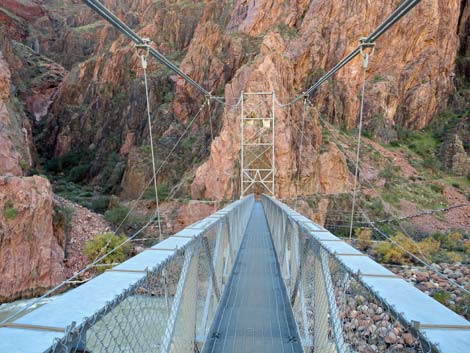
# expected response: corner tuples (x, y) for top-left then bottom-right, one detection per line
(0, 41), (29, 176)
(0, 176), (65, 301)
(440, 134), (470, 176)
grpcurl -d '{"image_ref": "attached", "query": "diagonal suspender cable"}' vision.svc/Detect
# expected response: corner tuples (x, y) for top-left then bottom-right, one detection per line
(348, 43), (374, 240)
(276, 0), (421, 107)
(208, 98), (214, 142)
(140, 47), (163, 242)
(294, 98), (307, 211)
(82, 0), (224, 104)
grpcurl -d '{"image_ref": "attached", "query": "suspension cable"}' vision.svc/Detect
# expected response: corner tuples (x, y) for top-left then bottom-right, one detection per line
(82, 0), (224, 104)
(276, 0), (421, 107)
(294, 98), (307, 210)
(138, 40), (163, 242)
(348, 40), (375, 240)
(208, 96), (214, 142)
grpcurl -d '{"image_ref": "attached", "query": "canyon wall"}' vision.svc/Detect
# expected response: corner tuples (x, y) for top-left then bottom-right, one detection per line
(23, 0), (460, 200)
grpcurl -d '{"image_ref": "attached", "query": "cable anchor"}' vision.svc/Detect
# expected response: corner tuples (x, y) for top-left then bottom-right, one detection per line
(136, 38), (151, 70)
(359, 37), (375, 69)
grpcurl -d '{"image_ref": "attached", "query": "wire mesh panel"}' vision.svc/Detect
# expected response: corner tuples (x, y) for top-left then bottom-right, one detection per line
(262, 195), (435, 353)
(85, 255), (185, 353)
(328, 255), (427, 353)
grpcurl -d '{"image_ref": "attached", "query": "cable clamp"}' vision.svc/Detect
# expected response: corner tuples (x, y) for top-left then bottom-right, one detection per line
(136, 38), (151, 70)
(359, 37), (375, 69)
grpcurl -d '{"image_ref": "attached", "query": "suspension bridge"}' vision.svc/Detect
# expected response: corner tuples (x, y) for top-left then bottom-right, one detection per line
(1, 0), (470, 352)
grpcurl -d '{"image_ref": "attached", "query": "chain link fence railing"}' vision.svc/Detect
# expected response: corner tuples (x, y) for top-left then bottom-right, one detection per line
(262, 195), (442, 353)
(0, 196), (254, 353)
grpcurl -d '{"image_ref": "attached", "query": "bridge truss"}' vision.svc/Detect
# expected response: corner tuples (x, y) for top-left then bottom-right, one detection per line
(240, 92), (275, 197)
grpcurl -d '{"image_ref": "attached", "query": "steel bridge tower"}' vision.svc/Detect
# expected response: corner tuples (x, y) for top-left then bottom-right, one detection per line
(240, 91), (275, 197)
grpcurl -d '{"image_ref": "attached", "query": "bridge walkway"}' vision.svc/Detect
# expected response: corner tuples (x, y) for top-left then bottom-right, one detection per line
(202, 201), (303, 353)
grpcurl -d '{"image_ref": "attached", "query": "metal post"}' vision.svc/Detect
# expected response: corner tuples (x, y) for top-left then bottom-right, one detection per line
(201, 223), (224, 337)
(272, 91), (275, 197)
(320, 249), (345, 353)
(240, 92), (245, 198)
(289, 224), (299, 294)
(313, 251), (329, 352)
(161, 244), (199, 353)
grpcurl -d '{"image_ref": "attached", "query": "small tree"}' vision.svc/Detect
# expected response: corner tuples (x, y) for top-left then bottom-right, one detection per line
(84, 233), (132, 273)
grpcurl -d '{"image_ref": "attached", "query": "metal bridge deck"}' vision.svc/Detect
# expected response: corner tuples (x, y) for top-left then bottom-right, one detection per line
(202, 202), (302, 353)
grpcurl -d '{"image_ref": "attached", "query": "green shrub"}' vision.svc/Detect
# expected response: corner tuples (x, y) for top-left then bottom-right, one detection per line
(375, 233), (440, 264)
(422, 156), (442, 171)
(84, 233), (132, 273)
(3, 201), (18, 220)
(104, 205), (131, 224)
(464, 241), (470, 254)
(430, 183), (444, 194)
(277, 23), (298, 39)
(44, 149), (94, 182)
(372, 74), (386, 83)
(91, 195), (111, 213)
(104, 204), (147, 227)
(378, 162), (401, 189)
(432, 231), (462, 251)
(68, 164), (90, 182)
(53, 203), (74, 229)
(432, 290), (451, 305)
(145, 183), (170, 201)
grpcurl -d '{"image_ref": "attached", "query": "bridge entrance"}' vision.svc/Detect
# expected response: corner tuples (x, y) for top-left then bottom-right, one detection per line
(240, 92), (275, 197)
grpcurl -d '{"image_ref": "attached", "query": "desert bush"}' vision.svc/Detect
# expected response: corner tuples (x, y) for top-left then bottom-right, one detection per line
(375, 232), (440, 264)
(432, 231), (463, 251)
(355, 228), (373, 251)
(68, 164), (90, 182)
(84, 233), (132, 273)
(3, 200), (18, 220)
(91, 195), (110, 213)
(378, 162), (401, 189)
(464, 242), (470, 255)
(104, 204), (147, 227)
(53, 203), (74, 229)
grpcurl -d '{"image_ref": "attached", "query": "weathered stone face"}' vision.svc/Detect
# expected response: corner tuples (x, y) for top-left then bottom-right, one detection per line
(0, 176), (65, 302)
